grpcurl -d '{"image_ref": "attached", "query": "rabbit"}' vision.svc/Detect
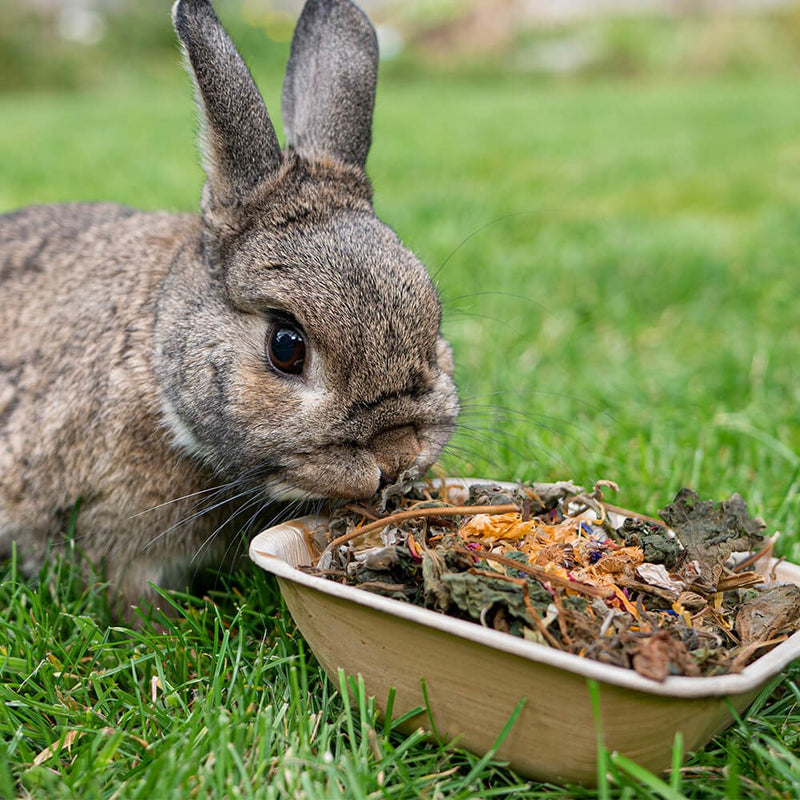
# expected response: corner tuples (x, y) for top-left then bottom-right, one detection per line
(0, 0), (459, 617)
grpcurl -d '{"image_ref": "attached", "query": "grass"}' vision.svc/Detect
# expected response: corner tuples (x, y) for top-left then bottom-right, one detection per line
(2, 51), (800, 799)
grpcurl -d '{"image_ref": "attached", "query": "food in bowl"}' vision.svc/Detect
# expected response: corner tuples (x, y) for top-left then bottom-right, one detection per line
(299, 478), (800, 680)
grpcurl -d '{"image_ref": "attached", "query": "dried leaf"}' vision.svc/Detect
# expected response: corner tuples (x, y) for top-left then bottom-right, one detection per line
(734, 584), (800, 647)
(632, 630), (701, 681)
(590, 546), (644, 576)
(354, 546), (399, 571)
(458, 512), (533, 541)
(379, 467), (420, 512)
(442, 572), (543, 625)
(659, 489), (765, 590)
(422, 550), (450, 612)
(621, 518), (682, 568)
(636, 563), (685, 596)
(33, 730), (82, 765)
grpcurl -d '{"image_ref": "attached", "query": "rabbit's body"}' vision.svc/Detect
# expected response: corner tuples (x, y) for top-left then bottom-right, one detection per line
(0, 0), (459, 614)
(0, 204), (230, 597)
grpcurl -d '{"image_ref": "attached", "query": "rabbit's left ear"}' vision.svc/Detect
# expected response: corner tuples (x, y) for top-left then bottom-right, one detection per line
(281, 0), (379, 170)
(173, 0), (283, 208)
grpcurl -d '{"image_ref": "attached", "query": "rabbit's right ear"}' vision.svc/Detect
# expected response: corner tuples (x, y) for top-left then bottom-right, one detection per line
(172, 0), (282, 211)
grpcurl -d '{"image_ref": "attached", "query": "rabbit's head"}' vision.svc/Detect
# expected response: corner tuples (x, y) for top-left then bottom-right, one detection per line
(156, 0), (458, 500)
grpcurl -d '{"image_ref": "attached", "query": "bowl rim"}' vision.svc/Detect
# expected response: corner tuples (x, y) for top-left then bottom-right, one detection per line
(249, 478), (800, 699)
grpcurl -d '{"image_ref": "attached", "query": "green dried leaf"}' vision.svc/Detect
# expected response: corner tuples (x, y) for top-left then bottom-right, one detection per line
(441, 572), (547, 625)
(422, 550), (450, 612)
(659, 489), (765, 590)
(620, 518), (682, 568)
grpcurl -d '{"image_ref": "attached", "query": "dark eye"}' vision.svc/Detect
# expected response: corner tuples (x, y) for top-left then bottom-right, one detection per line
(266, 324), (306, 376)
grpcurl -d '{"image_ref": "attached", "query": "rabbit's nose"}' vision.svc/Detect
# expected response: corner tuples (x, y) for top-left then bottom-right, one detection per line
(371, 425), (420, 485)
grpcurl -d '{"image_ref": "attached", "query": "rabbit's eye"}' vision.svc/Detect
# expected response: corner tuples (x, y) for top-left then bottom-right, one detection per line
(267, 324), (306, 376)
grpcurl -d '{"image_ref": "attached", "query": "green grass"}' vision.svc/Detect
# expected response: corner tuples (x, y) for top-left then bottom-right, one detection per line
(2, 63), (800, 797)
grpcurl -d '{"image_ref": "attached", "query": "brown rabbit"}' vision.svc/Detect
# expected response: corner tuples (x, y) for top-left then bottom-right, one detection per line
(0, 0), (459, 615)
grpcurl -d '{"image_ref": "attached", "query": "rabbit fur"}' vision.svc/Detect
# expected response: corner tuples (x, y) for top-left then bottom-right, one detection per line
(0, 0), (459, 615)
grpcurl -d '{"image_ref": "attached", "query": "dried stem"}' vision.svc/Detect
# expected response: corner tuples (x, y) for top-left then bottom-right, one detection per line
(729, 634), (789, 672)
(343, 502), (381, 521)
(553, 592), (574, 646)
(601, 502), (665, 527)
(453, 546), (614, 599)
(716, 572), (763, 592)
(522, 592), (563, 649)
(358, 581), (409, 595)
(319, 504), (519, 563)
(732, 536), (776, 573)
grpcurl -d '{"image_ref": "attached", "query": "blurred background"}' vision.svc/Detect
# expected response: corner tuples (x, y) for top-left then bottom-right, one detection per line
(3, 0), (800, 91)
(1, 0), (800, 533)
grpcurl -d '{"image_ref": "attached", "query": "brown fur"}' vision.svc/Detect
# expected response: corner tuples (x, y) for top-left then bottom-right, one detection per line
(0, 0), (459, 616)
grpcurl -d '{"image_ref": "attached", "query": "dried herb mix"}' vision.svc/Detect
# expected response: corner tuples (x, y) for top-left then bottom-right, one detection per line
(300, 477), (800, 680)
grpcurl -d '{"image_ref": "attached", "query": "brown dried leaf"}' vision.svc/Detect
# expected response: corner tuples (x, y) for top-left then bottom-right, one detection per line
(33, 729), (82, 766)
(591, 546), (644, 577)
(632, 630), (701, 681)
(734, 584), (800, 647)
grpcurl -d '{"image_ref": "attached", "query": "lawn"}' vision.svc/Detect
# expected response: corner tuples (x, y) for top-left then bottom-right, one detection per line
(1, 52), (800, 799)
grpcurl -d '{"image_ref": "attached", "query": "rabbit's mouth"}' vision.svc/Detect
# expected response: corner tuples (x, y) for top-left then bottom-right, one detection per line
(260, 421), (454, 502)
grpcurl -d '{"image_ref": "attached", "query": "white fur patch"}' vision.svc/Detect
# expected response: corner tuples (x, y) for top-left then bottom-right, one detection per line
(264, 480), (318, 501)
(159, 394), (210, 460)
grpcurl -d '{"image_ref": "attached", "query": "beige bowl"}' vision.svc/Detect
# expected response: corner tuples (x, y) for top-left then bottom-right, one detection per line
(249, 479), (800, 785)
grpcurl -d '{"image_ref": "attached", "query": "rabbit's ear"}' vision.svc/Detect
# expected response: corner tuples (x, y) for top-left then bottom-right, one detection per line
(173, 0), (282, 207)
(282, 0), (378, 170)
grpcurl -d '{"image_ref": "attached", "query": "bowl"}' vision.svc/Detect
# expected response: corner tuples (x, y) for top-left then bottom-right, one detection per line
(248, 479), (800, 785)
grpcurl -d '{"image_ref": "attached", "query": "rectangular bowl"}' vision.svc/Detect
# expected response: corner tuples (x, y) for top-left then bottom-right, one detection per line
(249, 479), (800, 785)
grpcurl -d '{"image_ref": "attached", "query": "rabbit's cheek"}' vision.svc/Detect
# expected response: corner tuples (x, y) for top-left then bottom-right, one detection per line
(285, 447), (381, 500)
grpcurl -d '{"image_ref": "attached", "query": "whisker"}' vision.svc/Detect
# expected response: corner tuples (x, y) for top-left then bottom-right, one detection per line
(435, 440), (504, 471)
(455, 400), (604, 453)
(459, 390), (616, 423)
(443, 289), (538, 306)
(436, 444), (503, 476)
(130, 481), (237, 519)
(189, 487), (283, 571)
(432, 211), (538, 281)
(454, 415), (588, 454)
(143, 484), (259, 552)
(449, 426), (537, 466)
(192, 493), (289, 588)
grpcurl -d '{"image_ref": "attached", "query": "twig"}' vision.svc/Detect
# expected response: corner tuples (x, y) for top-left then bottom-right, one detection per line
(553, 592), (574, 646)
(522, 591), (563, 649)
(452, 546), (614, 599)
(716, 572), (763, 592)
(601, 502), (665, 527)
(343, 503), (380, 521)
(732, 535), (776, 573)
(729, 634), (789, 672)
(358, 581), (409, 595)
(318, 504), (519, 564)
